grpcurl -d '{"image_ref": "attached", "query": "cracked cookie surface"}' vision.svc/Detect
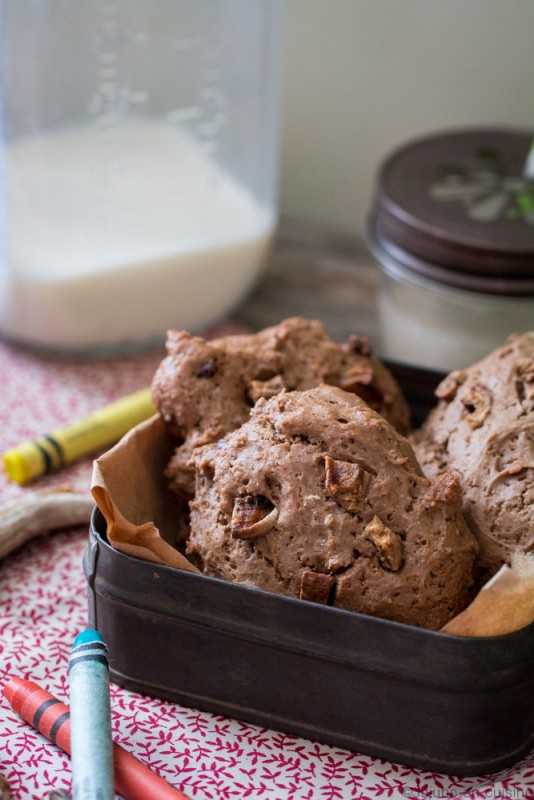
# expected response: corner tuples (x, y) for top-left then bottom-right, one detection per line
(151, 317), (410, 499)
(412, 332), (534, 583)
(187, 385), (477, 630)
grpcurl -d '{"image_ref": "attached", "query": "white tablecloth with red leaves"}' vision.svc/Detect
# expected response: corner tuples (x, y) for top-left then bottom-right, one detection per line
(0, 339), (533, 800)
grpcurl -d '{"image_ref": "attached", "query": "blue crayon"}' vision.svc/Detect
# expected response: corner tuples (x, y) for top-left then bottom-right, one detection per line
(69, 629), (114, 800)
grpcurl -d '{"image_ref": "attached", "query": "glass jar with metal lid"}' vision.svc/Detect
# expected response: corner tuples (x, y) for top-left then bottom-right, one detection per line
(366, 128), (534, 371)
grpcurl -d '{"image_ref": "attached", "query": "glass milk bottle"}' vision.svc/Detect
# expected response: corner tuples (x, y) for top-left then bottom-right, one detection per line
(0, 1), (284, 354)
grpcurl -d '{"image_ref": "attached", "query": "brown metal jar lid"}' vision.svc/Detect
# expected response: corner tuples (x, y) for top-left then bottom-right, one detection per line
(369, 127), (534, 296)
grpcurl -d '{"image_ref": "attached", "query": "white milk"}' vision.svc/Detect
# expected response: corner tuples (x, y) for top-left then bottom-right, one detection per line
(0, 120), (275, 352)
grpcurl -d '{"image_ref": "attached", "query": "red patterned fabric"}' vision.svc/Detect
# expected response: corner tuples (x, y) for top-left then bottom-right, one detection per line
(0, 340), (533, 800)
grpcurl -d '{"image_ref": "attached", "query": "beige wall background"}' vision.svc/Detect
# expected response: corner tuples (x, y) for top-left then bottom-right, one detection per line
(278, 0), (534, 236)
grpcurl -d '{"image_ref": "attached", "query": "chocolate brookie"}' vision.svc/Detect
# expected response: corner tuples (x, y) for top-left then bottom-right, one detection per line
(187, 384), (478, 630)
(412, 332), (534, 586)
(151, 317), (410, 499)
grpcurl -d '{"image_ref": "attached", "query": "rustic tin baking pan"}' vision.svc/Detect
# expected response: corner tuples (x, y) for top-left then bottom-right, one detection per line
(84, 363), (534, 777)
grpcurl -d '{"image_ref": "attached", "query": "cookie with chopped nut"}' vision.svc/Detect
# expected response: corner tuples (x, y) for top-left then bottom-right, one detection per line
(151, 317), (410, 499)
(187, 384), (477, 630)
(412, 332), (534, 583)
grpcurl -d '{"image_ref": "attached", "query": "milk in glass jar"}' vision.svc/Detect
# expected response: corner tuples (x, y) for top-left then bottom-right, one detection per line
(0, 1), (284, 354)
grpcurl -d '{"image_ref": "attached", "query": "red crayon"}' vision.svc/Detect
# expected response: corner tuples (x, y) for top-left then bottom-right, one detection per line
(3, 676), (191, 800)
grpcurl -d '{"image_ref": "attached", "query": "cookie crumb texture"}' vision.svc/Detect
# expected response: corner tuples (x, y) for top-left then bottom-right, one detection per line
(412, 332), (534, 583)
(151, 317), (410, 499)
(188, 385), (478, 630)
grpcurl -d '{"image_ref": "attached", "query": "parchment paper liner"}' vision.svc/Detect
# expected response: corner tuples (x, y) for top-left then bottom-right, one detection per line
(442, 552), (534, 637)
(91, 415), (534, 636)
(91, 415), (199, 574)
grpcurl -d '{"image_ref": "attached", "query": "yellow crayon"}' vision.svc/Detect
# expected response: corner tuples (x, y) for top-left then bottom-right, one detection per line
(3, 387), (156, 484)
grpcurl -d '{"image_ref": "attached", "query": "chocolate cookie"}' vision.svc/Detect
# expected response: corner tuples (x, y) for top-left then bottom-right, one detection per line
(187, 385), (478, 630)
(412, 332), (534, 583)
(151, 317), (410, 498)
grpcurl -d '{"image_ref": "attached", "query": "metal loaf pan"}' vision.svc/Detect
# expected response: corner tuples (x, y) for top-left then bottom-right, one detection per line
(84, 362), (534, 777)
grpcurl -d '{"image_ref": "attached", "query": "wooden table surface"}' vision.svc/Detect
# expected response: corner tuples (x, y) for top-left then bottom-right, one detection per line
(234, 220), (381, 346)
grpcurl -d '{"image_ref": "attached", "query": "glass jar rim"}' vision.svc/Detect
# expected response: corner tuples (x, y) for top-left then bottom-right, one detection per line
(366, 218), (534, 301)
